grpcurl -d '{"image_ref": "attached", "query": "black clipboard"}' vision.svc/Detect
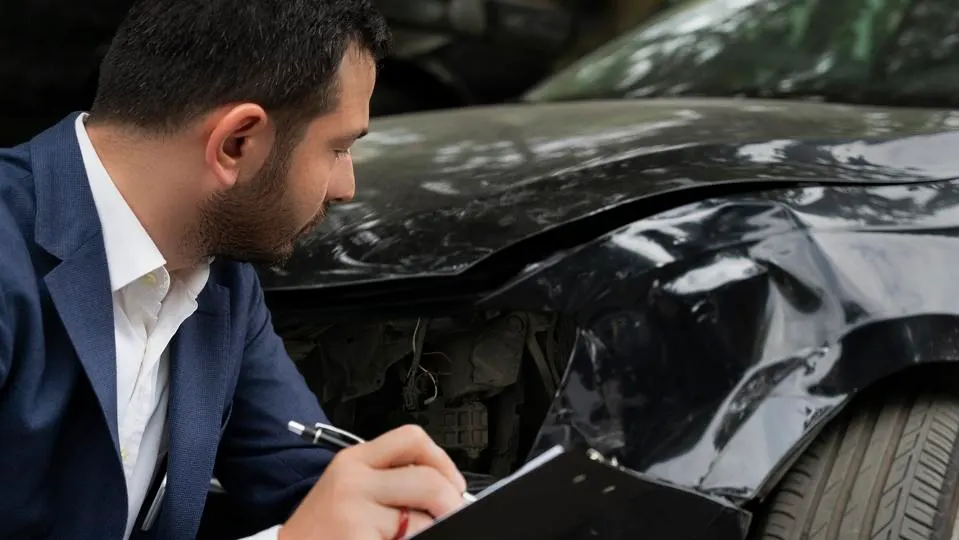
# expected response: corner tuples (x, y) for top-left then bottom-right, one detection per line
(412, 445), (745, 540)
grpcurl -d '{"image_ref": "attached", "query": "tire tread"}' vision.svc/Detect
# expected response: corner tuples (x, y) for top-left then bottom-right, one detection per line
(750, 389), (959, 540)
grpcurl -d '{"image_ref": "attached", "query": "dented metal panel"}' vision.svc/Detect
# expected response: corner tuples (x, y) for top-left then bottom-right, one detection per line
(476, 179), (959, 537)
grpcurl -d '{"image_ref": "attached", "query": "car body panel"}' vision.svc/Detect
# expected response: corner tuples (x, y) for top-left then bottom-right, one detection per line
(466, 177), (959, 536)
(259, 98), (959, 292)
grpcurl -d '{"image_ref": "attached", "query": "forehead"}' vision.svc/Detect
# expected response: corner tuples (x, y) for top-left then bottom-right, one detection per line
(308, 48), (376, 138)
(337, 46), (378, 97)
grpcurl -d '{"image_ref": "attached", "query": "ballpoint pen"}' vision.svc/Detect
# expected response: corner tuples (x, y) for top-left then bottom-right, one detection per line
(288, 420), (478, 503)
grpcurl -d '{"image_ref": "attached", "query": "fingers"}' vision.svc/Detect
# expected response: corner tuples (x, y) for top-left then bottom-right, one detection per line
(365, 504), (434, 540)
(404, 510), (435, 539)
(281, 426), (465, 540)
(354, 425), (467, 493)
(370, 465), (467, 519)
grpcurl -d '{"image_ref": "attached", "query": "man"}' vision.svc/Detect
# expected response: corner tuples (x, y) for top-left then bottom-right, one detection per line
(0, 0), (467, 539)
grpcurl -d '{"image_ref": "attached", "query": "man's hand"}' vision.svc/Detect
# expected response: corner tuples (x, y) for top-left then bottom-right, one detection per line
(278, 424), (468, 540)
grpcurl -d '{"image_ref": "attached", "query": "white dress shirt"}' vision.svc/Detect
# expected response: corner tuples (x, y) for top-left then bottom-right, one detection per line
(76, 114), (281, 540)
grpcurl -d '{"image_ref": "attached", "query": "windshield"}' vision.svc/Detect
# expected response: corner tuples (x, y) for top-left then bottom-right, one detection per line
(523, 0), (950, 107)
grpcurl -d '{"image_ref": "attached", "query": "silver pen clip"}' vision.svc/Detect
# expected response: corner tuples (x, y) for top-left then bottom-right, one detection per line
(140, 473), (167, 532)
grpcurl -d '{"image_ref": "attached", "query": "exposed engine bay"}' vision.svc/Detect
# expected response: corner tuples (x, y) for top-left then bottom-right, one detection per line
(273, 311), (576, 481)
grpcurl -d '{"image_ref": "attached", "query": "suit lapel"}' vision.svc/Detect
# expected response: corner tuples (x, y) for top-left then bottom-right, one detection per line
(31, 113), (122, 456)
(157, 282), (234, 538)
(44, 238), (120, 453)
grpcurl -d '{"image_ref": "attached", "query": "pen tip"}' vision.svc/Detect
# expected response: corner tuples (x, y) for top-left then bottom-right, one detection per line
(287, 421), (306, 436)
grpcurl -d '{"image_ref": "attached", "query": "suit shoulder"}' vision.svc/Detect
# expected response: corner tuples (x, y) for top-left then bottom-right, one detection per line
(0, 145), (40, 296)
(0, 143), (37, 228)
(0, 143), (33, 185)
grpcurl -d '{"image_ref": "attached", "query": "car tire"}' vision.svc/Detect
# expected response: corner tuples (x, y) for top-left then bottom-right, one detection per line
(749, 383), (959, 540)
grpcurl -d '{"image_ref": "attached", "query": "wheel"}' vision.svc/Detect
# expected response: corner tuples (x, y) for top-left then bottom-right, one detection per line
(750, 382), (959, 540)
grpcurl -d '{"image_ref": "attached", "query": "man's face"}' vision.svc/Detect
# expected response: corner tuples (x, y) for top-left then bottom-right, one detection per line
(199, 47), (376, 266)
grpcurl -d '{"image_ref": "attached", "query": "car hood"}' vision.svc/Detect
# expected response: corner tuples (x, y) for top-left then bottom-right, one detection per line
(259, 98), (959, 291)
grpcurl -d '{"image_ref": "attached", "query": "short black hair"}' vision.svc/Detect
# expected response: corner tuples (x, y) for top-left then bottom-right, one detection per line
(89, 0), (391, 133)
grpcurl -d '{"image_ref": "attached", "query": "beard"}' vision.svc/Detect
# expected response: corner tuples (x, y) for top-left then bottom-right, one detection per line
(191, 138), (324, 267)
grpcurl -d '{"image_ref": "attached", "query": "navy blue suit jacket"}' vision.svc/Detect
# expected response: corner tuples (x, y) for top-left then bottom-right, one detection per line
(0, 114), (333, 539)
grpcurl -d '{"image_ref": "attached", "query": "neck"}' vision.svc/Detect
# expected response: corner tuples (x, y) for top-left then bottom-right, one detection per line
(85, 123), (206, 271)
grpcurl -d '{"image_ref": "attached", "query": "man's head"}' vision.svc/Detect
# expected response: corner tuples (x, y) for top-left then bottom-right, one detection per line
(88, 0), (391, 266)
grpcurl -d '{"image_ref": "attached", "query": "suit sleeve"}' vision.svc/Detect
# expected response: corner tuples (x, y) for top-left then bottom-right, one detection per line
(0, 205), (19, 391)
(0, 281), (11, 390)
(211, 267), (334, 531)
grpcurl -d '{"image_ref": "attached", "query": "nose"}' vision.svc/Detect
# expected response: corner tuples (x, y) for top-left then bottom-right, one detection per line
(327, 161), (356, 203)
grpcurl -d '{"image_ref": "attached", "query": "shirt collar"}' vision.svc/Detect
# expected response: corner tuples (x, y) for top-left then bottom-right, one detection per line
(180, 262), (214, 299)
(75, 113), (179, 293)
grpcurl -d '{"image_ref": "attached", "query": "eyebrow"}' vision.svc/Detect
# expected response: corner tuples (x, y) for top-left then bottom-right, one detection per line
(336, 128), (368, 145)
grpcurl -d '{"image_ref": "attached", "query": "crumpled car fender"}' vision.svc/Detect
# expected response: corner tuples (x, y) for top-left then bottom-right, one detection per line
(476, 178), (959, 516)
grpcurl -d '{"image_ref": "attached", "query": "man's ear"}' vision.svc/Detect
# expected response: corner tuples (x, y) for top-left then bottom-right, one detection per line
(203, 103), (275, 189)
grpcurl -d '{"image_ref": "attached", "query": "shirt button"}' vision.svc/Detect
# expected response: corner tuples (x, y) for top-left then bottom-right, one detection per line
(142, 273), (157, 286)
(121, 448), (128, 461)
